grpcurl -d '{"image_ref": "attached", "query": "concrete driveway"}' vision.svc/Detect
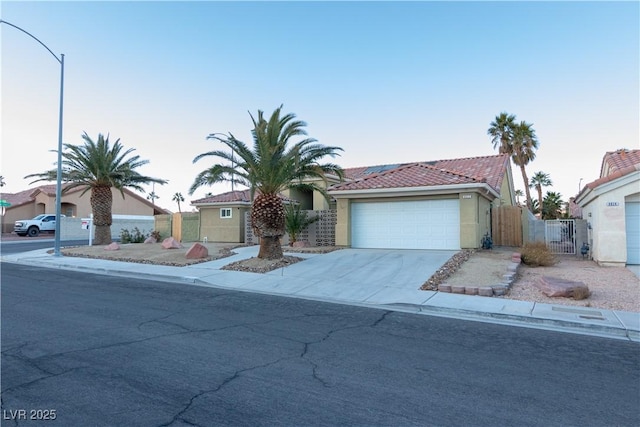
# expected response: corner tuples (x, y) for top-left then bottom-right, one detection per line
(262, 248), (457, 304)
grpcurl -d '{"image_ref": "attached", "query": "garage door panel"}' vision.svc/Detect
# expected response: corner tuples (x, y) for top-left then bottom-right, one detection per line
(351, 199), (460, 250)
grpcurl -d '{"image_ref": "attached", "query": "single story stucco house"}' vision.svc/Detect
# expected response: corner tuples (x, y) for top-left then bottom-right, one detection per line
(328, 154), (515, 250)
(191, 153), (515, 249)
(575, 149), (640, 266)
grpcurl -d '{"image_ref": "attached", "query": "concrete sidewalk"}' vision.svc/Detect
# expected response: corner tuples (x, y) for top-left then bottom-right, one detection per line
(2, 246), (639, 342)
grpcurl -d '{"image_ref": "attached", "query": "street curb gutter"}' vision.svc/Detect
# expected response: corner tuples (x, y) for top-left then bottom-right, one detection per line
(382, 303), (639, 342)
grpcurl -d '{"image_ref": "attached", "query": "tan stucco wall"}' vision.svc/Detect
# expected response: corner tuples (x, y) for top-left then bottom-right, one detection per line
(199, 206), (247, 243)
(335, 198), (350, 246)
(500, 175), (515, 206)
(2, 204), (35, 233)
(581, 179), (639, 266)
(284, 178), (338, 211)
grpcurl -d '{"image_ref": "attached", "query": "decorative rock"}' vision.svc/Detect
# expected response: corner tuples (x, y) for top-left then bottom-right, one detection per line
(292, 241), (310, 248)
(465, 287), (478, 295)
(438, 284), (452, 293)
(161, 237), (182, 249)
(104, 242), (120, 251)
(185, 243), (209, 259)
(492, 287), (506, 296)
(451, 285), (466, 294)
(144, 236), (157, 244)
(478, 287), (494, 297)
(534, 276), (590, 299)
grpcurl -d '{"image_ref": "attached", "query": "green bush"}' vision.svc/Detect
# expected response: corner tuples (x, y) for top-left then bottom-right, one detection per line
(120, 227), (147, 244)
(284, 204), (319, 244)
(520, 241), (557, 267)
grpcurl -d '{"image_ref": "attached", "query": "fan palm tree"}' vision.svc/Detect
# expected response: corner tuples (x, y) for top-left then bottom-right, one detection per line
(190, 105), (344, 259)
(488, 114), (539, 210)
(510, 121), (538, 210)
(542, 191), (564, 219)
(514, 189), (524, 206)
(172, 192), (184, 213)
(487, 112), (516, 154)
(25, 132), (167, 245)
(530, 171), (552, 217)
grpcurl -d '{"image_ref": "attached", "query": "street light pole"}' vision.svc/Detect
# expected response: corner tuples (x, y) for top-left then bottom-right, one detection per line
(1, 20), (65, 256)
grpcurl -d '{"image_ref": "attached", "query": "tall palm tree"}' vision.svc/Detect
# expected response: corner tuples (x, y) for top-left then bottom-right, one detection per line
(172, 192), (184, 213)
(529, 171), (552, 217)
(514, 189), (524, 206)
(488, 114), (539, 210)
(25, 132), (167, 245)
(487, 112), (516, 154)
(510, 121), (538, 210)
(190, 106), (344, 259)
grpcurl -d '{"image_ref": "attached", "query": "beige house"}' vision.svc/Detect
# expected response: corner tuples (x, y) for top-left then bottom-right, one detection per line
(191, 154), (515, 249)
(1, 184), (168, 233)
(575, 149), (640, 266)
(190, 190), (253, 243)
(328, 154), (515, 250)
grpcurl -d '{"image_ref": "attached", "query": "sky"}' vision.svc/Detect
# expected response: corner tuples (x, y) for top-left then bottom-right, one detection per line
(1, 0), (638, 213)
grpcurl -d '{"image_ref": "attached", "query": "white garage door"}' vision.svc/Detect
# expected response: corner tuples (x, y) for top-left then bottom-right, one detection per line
(625, 202), (640, 265)
(351, 199), (460, 250)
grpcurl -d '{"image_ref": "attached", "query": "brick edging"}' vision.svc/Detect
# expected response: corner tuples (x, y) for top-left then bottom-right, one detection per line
(438, 252), (521, 297)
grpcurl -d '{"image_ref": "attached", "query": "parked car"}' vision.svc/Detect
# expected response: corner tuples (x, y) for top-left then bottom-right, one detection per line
(14, 214), (64, 237)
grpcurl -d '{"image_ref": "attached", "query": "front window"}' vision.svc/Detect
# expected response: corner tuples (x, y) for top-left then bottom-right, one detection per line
(220, 208), (232, 219)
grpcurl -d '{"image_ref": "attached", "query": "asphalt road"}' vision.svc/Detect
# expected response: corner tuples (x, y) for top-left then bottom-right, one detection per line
(0, 239), (90, 255)
(2, 263), (639, 427)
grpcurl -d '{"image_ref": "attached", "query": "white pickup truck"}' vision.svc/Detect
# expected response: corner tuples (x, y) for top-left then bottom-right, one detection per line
(14, 214), (64, 237)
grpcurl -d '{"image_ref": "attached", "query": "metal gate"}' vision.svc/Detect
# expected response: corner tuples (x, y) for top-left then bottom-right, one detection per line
(545, 219), (576, 254)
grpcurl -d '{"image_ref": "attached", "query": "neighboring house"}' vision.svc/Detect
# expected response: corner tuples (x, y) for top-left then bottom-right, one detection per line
(328, 154), (515, 250)
(575, 149), (640, 266)
(0, 184), (169, 234)
(190, 190), (253, 243)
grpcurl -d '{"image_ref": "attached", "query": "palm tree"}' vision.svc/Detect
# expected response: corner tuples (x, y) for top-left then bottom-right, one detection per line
(488, 114), (539, 210)
(172, 192), (184, 213)
(530, 171), (552, 217)
(514, 189), (524, 206)
(510, 121), (538, 210)
(190, 105), (344, 259)
(25, 132), (167, 245)
(487, 112), (516, 154)
(147, 191), (159, 207)
(542, 191), (564, 219)
(0, 176), (5, 187)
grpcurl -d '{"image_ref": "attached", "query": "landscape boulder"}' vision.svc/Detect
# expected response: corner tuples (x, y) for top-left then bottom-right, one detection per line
(161, 237), (182, 249)
(292, 241), (310, 248)
(104, 242), (120, 251)
(185, 243), (209, 259)
(534, 276), (590, 299)
(144, 236), (157, 244)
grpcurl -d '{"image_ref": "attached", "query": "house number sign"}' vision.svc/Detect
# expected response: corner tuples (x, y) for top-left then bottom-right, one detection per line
(606, 202), (620, 207)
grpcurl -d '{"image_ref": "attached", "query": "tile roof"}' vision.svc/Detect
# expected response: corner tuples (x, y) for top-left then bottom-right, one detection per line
(191, 189), (295, 205)
(191, 189), (253, 204)
(0, 184), (80, 208)
(600, 149), (640, 177)
(584, 164), (640, 191)
(332, 154), (509, 193)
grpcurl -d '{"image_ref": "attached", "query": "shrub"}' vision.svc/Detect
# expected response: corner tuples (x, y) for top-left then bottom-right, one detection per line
(520, 241), (557, 267)
(120, 227), (147, 244)
(284, 204), (319, 244)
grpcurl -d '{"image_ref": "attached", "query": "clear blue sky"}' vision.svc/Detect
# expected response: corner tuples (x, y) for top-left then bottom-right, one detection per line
(2, 1), (638, 214)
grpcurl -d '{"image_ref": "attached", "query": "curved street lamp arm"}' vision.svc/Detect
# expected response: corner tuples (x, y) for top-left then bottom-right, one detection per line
(0, 19), (62, 64)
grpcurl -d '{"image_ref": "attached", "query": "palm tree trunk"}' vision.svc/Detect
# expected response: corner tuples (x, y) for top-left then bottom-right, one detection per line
(537, 187), (543, 219)
(258, 236), (284, 259)
(520, 165), (533, 211)
(91, 186), (113, 245)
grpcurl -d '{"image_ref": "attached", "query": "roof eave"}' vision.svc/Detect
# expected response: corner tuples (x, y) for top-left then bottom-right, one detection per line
(328, 183), (500, 200)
